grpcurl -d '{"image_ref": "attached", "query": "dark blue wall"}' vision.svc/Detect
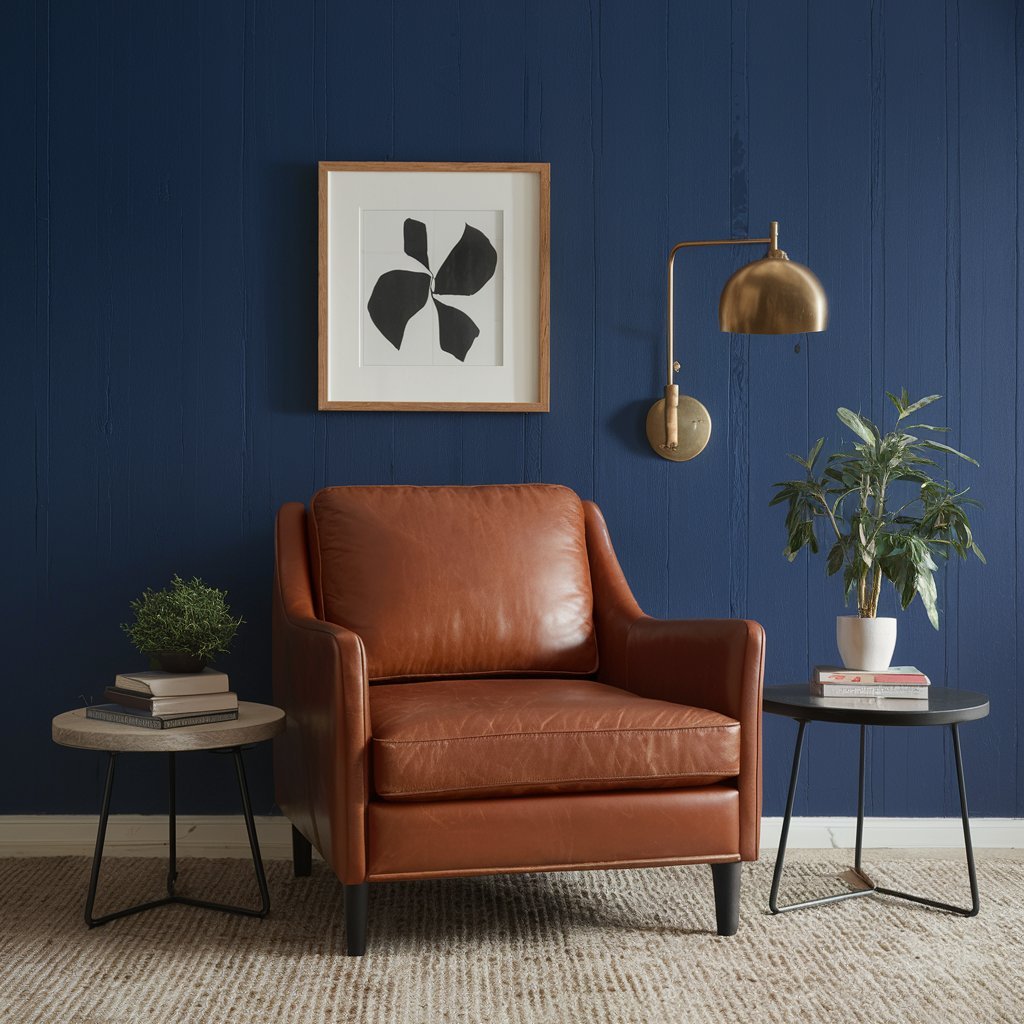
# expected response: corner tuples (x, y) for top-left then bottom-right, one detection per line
(3, 1), (1020, 819)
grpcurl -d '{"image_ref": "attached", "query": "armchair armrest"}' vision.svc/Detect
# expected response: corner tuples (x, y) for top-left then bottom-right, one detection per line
(584, 501), (764, 859)
(617, 618), (765, 724)
(273, 502), (370, 884)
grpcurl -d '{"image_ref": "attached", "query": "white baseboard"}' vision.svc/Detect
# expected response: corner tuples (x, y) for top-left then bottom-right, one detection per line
(0, 815), (303, 860)
(758, 816), (1023, 851)
(0, 815), (1021, 859)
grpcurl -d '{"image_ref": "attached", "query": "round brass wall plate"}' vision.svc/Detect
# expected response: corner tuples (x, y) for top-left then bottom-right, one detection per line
(646, 396), (712, 461)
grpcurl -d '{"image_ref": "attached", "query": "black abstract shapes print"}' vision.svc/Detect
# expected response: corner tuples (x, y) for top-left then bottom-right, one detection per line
(367, 218), (498, 362)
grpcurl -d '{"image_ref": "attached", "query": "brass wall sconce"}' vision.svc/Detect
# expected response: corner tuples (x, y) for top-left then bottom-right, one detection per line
(646, 221), (828, 461)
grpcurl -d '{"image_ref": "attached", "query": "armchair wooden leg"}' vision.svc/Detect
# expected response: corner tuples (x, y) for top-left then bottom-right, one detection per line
(345, 883), (369, 956)
(291, 825), (312, 878)
(711, 862), (741, 936)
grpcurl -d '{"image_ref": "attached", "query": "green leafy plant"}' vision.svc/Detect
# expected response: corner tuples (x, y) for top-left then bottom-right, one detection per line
(122, 575), (244, 662)
(770, 390), (984, 629)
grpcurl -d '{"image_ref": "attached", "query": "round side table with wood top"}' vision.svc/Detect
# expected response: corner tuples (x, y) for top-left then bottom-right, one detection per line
(52, 701), (285, 927)
(763, 684), (989, 918)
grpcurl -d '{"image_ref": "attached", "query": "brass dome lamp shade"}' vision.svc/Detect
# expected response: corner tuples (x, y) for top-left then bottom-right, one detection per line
(646, 221), (828, 461)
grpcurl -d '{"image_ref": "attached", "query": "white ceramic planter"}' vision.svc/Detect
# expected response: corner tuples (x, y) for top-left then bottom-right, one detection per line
(836, 616), (898, 671)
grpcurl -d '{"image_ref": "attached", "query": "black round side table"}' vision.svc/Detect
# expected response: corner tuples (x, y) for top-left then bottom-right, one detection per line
(763, 684), (990, 918)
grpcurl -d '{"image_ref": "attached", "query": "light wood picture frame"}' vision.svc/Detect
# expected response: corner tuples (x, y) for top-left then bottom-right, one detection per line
(318, 161), (550, 412)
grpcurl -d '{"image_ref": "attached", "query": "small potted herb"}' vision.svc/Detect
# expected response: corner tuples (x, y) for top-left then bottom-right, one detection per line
(770, 390), (984, 670)
(122, 575), (244, 673)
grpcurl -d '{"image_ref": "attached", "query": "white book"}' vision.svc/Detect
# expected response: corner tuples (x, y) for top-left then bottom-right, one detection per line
(810, 682), (929, 700)
(114, 668), (230, 697)
(106, 686), (238, 716)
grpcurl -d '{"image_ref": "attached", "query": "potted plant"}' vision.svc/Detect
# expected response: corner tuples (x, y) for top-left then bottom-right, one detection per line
(122, 574), (244, 673)
(770, 390), (984, 670)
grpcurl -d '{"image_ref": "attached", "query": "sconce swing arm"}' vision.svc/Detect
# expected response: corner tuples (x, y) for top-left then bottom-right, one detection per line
(649, 220), (826, 462)
(662, 224), (777, 453)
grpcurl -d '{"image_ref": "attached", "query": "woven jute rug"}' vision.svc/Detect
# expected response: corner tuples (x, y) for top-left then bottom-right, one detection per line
(0, 854), (1020, 1023)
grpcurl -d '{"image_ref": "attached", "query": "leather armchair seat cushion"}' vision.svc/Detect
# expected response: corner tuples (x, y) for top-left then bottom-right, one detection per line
(370, 678), (741, 802)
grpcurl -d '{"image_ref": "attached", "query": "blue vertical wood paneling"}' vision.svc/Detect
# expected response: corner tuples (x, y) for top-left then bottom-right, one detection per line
(46, 0), (105, 677)
(2, 1), (48, 811)
(1, 0), (1019, 816)
(665, 2), (733, 622)
(321, 0), (396, 488)
(252, 0), (320, 514)
(45, 0), (146, 810)
(229, 0), (323, 810)
(534, 0), (597, 498)
(802, 0), (874, 820)
(876, 2), (952, 816)
(1016, 0), (1024, 818)
(943, 0), (963, 755)
(727, 0), (751, 634)
(592, 0), (670, 618)
(389, 0), (463, 485)
(744, 0), (814, 814)
(456, 1), (528, 485)
(954, 0), (1018, 818)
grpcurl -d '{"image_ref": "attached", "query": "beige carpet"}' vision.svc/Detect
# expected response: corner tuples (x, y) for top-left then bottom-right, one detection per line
(0, 853), (1020, 1023)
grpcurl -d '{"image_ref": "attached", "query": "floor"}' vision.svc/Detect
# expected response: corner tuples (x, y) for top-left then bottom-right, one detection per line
(0, 851), (1019, 1023)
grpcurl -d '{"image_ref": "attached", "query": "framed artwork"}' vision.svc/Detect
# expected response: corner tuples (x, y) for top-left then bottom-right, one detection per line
(318, 161), (550, 412)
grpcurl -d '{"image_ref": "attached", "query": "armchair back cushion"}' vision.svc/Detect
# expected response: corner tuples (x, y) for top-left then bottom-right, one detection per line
(308, 484), (598, 681)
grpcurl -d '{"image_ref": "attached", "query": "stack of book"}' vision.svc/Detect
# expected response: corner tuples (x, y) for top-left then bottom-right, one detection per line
(810, 665), (931, 700)
(87, 669), (239, 729)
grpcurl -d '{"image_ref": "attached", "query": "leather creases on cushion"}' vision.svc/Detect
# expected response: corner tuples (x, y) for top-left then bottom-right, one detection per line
(370, 678), (741, 801)
(309, 484), (598, 681)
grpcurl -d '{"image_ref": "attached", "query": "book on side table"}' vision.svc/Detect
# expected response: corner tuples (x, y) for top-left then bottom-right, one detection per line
(810, 664), (931, 700)
(104, 687), (239, 716)
(113, 669), (230, 697)
(86, 704), (239, 729)
(94, 667), (240, 727)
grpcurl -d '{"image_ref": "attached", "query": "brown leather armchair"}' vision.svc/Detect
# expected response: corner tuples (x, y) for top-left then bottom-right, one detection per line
(273, 484), (764, 955)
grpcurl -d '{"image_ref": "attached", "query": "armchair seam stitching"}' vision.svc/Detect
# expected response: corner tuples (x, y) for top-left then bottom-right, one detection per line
(378, 769), (740, 797)
(375, 724), (740, 745)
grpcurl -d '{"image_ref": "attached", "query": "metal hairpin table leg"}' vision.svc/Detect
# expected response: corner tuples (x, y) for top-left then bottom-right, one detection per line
(768, 721), (876, 914)
(768, 721), (979, 917)
(167, 752), (177, 894)
(84, 746), (270, 927)
(870, 724), (979, 917)
(84, 753), (116, 924)
(232, 746), (271, 915)
(85, 752), (176, 926)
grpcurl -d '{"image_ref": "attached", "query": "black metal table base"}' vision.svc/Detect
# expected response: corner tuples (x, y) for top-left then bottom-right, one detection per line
(85, 748), (271, 927)
(768, 721), (979, 918)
